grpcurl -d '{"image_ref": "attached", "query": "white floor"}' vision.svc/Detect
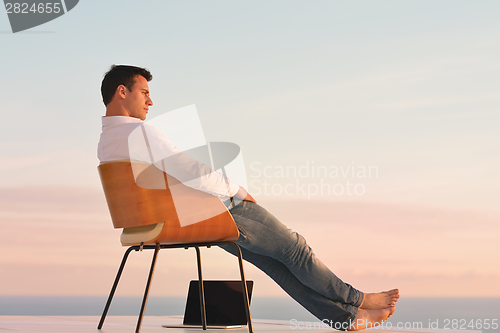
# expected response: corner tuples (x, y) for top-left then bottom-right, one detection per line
(0, 316), (484, 333)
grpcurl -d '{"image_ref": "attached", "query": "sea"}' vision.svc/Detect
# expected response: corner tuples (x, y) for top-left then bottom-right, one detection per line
(0, 296), (499, 332)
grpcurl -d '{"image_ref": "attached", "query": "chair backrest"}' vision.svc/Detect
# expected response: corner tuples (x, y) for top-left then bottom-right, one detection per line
(98, 161), (239, 244)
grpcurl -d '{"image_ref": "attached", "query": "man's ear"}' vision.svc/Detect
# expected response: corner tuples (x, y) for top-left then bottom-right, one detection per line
(116, 84), (127, 99)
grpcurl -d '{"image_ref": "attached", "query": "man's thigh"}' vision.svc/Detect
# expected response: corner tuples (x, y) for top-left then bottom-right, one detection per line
(229, 201), (306, 259)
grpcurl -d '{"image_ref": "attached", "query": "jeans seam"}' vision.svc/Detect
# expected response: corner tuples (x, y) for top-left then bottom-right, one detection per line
(233, 220), (249, 244)
(354, 291), (364, 307)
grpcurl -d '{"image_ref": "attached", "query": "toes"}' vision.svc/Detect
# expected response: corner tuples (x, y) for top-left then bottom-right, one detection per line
(387, 306), (396, 319)
(381, 307), (394, 321)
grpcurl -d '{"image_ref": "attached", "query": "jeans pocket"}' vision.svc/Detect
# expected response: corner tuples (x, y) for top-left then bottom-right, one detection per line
(235, 222), (249, 243)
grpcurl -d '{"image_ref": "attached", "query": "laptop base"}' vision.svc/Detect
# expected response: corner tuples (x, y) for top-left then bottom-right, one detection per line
(162, 324), (245, 329)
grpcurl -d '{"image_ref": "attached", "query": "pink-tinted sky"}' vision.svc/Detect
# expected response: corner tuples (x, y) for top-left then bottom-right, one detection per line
(1, 187), (498, 297)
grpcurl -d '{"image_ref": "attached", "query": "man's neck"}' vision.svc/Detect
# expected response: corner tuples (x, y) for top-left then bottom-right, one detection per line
(105, 103), (130, 117)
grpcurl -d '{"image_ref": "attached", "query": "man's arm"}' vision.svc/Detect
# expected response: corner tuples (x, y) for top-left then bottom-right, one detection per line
(234, 186), (257, 203)
(132, 123), (254, 201)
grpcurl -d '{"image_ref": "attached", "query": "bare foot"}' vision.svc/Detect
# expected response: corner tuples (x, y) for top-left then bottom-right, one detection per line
(347, 306), (396, 331)
(360, 289), (399, 309)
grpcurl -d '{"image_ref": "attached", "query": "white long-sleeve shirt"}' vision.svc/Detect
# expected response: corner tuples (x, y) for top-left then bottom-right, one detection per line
(97, 116), (240, 199)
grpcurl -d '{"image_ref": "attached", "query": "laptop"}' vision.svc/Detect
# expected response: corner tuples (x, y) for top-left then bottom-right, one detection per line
(163, 280), (253, 329)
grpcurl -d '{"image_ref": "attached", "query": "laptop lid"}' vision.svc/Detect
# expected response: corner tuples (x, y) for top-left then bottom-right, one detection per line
(183, 280), (253, 326)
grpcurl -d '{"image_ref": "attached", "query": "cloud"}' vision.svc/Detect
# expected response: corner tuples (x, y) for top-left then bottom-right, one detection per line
(0, 155), (51, 172)
(0, 148), (100, 187)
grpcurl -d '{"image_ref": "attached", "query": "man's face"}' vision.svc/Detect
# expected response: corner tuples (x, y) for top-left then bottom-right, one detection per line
(123, 75), (153, 120)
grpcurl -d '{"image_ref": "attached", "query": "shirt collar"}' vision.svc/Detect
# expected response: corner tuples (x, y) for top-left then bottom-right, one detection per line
(102, 116), (143, 127)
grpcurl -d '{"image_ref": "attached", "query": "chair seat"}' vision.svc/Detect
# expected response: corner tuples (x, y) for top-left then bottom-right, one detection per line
(121, 223), (164, 245)
(120, 219), (239, 246)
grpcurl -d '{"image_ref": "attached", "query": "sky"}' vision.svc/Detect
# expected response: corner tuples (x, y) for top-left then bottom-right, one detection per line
(0, 0), (499, 301)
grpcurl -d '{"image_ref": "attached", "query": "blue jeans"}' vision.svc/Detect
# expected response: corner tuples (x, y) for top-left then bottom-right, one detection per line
(219, 201), (363, 328)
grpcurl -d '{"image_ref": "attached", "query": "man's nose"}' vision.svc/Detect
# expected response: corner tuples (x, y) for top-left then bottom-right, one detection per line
(148, 96), (153, 106)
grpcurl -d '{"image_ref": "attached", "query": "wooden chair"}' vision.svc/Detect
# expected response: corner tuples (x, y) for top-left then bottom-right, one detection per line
(97, 161), (253, 333)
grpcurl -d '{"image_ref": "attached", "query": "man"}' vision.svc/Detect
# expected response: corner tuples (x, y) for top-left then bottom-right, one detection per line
(98, 65), (399, 331)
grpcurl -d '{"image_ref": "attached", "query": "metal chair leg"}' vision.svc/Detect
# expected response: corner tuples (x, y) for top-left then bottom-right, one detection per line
(135, 244), (160, 333)
(99, 241), (251, 332)
(195, 246), (207, 330)
(98, 246), (136, 330)
(229, 242), (253, 333)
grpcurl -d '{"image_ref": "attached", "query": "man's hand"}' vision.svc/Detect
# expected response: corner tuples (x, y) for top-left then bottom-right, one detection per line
(235, 186), (257, 204)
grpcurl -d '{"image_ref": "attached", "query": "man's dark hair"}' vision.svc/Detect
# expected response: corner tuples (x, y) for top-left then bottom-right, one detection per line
(101, 65), (153, 106)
